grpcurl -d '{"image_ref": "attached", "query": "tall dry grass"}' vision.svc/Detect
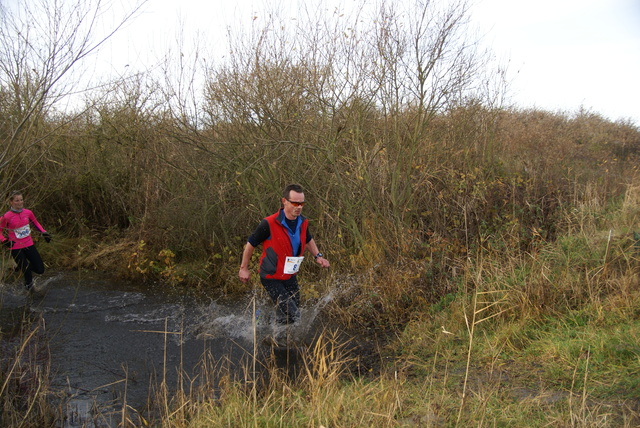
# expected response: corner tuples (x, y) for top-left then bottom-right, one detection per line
(1, 1), (635, 302)
(0, 314), (57, 427)
(16, 101), (640, 333)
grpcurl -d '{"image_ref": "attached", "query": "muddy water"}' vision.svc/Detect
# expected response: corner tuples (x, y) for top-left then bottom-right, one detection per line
(0, 271), (331, 427)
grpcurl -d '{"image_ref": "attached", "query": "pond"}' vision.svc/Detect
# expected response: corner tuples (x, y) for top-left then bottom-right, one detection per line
(1, 271), (335, 427)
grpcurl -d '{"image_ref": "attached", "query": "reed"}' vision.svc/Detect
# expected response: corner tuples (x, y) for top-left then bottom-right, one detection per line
(0, 314), (57, 427)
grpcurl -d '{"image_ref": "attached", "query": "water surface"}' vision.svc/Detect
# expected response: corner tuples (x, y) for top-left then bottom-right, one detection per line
(1, 271), (329, 426)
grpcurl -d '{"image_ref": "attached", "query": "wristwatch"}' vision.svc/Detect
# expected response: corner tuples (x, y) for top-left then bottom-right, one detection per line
(314, 253), (323, 259)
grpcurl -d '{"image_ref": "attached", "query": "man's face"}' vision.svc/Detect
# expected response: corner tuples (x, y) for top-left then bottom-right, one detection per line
(282, 190), (305, 219)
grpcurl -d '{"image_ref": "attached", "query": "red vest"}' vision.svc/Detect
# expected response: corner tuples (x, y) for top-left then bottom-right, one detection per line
(259, 210), (308, 280)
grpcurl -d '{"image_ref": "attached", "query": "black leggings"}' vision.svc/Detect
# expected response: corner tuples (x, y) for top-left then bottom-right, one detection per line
(260, 276), (301, 325)
(11, 245), (45, 286)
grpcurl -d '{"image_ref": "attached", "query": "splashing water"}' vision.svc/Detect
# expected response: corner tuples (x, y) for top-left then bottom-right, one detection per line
(191, 289), (335, 346)
(0, 272), (63, 296)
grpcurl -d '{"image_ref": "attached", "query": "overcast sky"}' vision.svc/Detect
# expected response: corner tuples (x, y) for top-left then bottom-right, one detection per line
(100, 0), (640, 124)
(472, 0), (640, 123)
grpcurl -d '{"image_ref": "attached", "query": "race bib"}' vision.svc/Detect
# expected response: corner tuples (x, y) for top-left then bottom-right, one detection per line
(283, 256), (304, 274)
(14, 224), (31, 239)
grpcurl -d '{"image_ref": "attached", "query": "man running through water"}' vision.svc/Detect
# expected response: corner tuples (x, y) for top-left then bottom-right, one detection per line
(239, 184), (330, 328)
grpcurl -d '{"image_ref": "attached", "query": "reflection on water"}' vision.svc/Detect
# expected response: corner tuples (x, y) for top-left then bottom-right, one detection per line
(0, 271), (333, 427)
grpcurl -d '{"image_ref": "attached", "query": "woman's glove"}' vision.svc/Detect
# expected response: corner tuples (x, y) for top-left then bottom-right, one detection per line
(42, 232), (52, 243)
(2, 240), (12, 249)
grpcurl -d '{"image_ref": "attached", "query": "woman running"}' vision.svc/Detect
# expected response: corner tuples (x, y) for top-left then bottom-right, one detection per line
(1, 191), (51, 290)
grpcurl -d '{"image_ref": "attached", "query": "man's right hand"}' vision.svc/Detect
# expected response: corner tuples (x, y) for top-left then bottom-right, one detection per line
(239, 266), (251, 283)
(239, 243), (256, 283)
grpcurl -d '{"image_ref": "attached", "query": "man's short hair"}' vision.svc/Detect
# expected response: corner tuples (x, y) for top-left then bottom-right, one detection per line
(283, 184), (304, 199)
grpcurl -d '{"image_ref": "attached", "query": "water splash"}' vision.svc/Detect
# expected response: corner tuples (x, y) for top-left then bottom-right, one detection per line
(32, 273), (62, 292)
(0, 272), (64, 298)
(191, 289), (335, 346)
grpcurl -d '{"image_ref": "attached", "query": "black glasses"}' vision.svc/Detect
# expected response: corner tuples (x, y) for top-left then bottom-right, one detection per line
(286, 198), (305, 207)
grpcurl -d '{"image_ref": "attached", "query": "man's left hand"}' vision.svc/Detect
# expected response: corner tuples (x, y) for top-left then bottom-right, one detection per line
(315, 256), (330, 268)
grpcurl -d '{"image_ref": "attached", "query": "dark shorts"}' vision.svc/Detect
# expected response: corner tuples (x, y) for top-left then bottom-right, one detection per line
(260, 276), (301, 324)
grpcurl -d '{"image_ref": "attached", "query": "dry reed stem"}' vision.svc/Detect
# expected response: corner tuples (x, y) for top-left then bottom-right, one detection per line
(0, 325), (40, 397)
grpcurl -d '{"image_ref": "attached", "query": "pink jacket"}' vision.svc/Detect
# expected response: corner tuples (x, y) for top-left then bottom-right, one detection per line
(0, 209), (47, 249)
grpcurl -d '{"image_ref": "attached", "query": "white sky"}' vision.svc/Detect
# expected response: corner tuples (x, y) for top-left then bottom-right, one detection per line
(472, 0), (640, 123)
(100, 0), (640, 124)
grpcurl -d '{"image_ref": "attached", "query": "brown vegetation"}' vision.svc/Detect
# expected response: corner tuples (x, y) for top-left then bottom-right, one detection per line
(1, 0), (638, 328)
(1, 0), (639, 425)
